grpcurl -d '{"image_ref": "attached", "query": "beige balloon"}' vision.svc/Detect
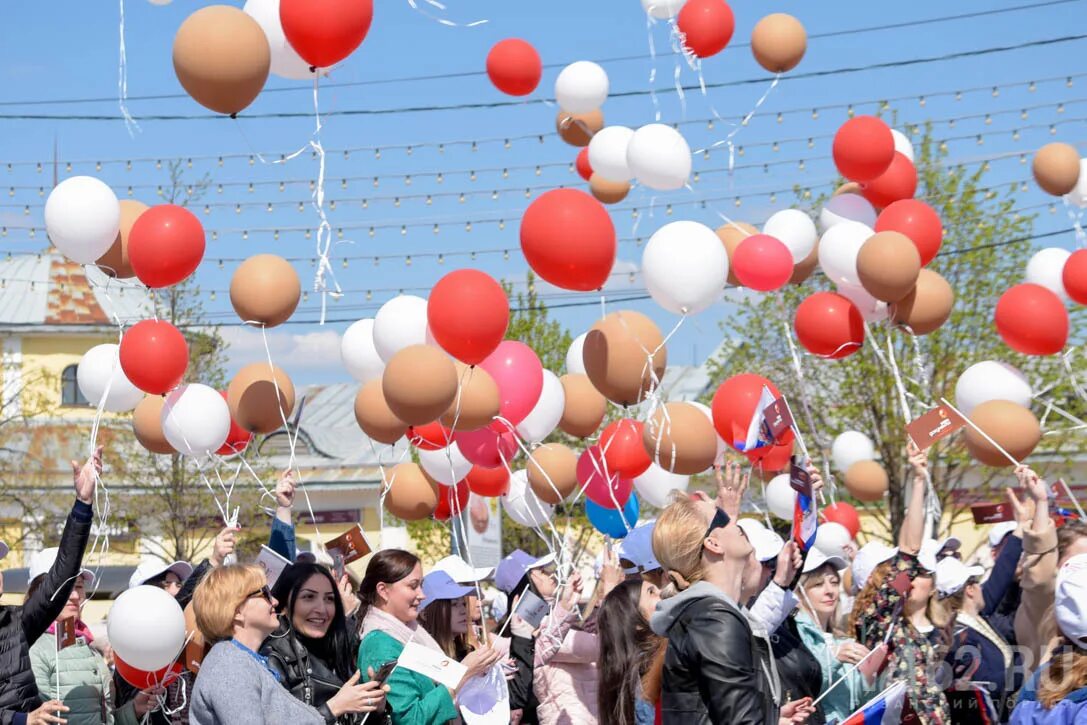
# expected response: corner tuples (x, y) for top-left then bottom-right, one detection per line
(964, 400), (1041, 467)
(526, 443), (579, 504)
(230, 254), (301, 328)
(440, 363), (500, 432)
(892, 268), (954, 335)
(558, 373), (607, 438)
(133, 395), (175, 454)
(844, 460), (888, 502)
(642, 402), (718, 475)
(227, 362), (295, 434)
(556, 109), (605, 147)
(589, 174), (630, 205)
(173, 6), (271, 116)
(833, 182), (863, 197)
(383, 463), (440, 521)
(789, 239), (820, 285)
(382, 345), (458, 426)
(857, 231), (921, 302)
(716, 221), (758, 285)
(751, 13), (807, 73)
(1032, 142), (1081, 196)
(354, 380), (408, 445)
(583, 311), (667, 406)
(97, 200), (147, 279)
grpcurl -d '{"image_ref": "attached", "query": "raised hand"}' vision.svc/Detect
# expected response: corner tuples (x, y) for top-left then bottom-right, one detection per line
(72, 446), (103, 505)
(274, 470), (296, 509)
(715, 461), (749, 519)
(210, 525), (238, 568)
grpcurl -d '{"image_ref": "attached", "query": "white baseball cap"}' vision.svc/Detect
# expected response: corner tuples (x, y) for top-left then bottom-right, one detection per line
(432, 555), (493, 584)
(935, 557), (985, 598)
(988, 522), (1018, 548)
(737, 519), (785, 563)
(128, 559), (193, 590)
(803, 548), (848, 574)
(851, 542), (898, 594)
(617, 521), (660, 574)
(1055, 553), (1087, 647)
(918, 539), (942, 573)
(28, 548), (94, 586)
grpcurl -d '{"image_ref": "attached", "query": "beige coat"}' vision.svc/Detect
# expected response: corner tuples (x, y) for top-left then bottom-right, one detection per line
(1014, 519), (1059, 674)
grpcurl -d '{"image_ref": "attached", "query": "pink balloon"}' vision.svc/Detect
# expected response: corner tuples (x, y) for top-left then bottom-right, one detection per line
(478, 340), (544, 425)
(732, 234), (793, 292)
(455, 423), (519, 469)
(577, 445), (633, 510)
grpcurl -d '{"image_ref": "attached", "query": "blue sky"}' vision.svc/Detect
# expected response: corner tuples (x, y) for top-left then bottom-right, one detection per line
(0, 0), (1083, 385)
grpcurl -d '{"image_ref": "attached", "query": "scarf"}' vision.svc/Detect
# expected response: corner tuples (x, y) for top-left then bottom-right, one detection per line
(361, 606), (445, 655)
(956, 612), (1013, 671)
(47, 619), (94, 643)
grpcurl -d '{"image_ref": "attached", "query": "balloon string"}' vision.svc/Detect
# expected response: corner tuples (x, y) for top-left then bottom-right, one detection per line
(117, 0), (139, 137)
(1062, 196), (1087, 248)
(645, 13), (661, 122)
(405, 0), (488, 27)
(306, 76), (342, 326)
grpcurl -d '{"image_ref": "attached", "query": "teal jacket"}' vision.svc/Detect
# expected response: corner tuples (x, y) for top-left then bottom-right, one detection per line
(358, 630), (458, 725)
(30, 632), (139, 725)
(793, 611), (878, 724)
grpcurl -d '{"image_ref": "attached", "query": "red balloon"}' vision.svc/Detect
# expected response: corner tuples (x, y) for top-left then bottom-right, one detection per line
(120, 320), (189, 395)
(995, 283), (1069, 355)
(600, 419), (652, 479)
(409, 421), (453, 450)
(465, 464), (510, 497)
(861, 152), (917, 210)
(279, 0), (373, 69)
(794, 292), (865, 359)
(832, 116), (895, 182)
(875, 199), (943, 266)
(821, 502), (860, 539)
(434, 480), (471, 521)
(128, 205), (205, 289)
(455, 422), (518, 469)
(427, 270), (510, 365)
(216, 390), (253, 456)
(732, 234), (793, 291)
(710, 374), (793, 456)
(577, 445), (633, 510)
(1063, 249), (1087, 305)
(115, 655), (183, 689)
(520, 189), (616, 291)
(677, 0), (736, 58)
(750, 439), (793, 471)
(576, 148), (593, 182)
(486, 39), (542, 96)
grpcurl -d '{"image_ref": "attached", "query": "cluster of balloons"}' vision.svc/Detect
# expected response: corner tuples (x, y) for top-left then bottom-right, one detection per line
(108, 586), (187, 688)
(955, 360), (1041, 467)
(831, 430), (887, 502)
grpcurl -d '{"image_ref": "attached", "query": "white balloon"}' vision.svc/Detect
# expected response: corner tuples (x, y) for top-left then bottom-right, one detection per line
(554, 61), (609, 114)
(516, 370), (565, 444)
(818, 221), (873, 288)
(76, 344), (143, 413)
(763, 209), (818, 263)
(890, 129), (915, 164)
(819, 193), (877, 233)
(502, 470), (555, 527)
(643, 220), (728, 315)
(108, 585), (187, 671)
(766, 474), (796, 521)
(626, 123), (692, 191)
(831, 431), (876, 473)
(161, 384), (231, 458)
(243, 0), (333, 80)
(44, 176), (120, 265)
(418, 444), (473, 486)
(640, 0), (686, 19)
(566, 333), (587, 375)
(689, 401), (728, 460)
(814, 522), (852, 557)
(955, 360), (1032, 415)
(1064, 159), (1087, 208)
(373, 295), (429, 362)
(633, 463), (689, 508)
(1026, 247), (1072, 301)
(341, 318), (385, 383)
(588, 126), (635, 182)
(836, 283), (890, 323)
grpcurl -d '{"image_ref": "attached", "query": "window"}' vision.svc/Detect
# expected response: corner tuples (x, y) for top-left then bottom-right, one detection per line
(61, 364), (89, 407)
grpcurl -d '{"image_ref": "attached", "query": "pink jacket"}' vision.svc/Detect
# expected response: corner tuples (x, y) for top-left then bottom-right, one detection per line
(532, 605), (600, 725)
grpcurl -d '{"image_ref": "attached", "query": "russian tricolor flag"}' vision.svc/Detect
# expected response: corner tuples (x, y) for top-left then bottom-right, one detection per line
(839, 682), (906, 725)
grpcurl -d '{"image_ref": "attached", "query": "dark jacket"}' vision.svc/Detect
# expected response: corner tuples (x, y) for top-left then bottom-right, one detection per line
(771, 617), (826, 725)
(0, 500), (93, 725)
(650, 582), (780, 725)
(982, 535), (1024, 647)
(508, 633), (539, 723)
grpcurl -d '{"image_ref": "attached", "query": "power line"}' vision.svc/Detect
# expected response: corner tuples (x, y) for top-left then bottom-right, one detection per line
(1, 34), (1084, 121)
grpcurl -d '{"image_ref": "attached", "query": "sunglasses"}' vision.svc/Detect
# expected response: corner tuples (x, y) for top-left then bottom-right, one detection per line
(704, 507), (731, 539)
(245, 585), (273, 604)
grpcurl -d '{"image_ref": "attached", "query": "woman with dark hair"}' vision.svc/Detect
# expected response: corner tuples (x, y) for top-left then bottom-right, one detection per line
(597, 578), (663, 725)
(356, 549), (501, 725)
(260, 562), (386, 724)
(416, 571), (475, 661)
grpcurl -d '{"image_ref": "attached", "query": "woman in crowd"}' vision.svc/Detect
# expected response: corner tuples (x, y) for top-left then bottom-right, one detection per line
(649, 489), (813, 724)
(28, 550), (157, 725)
(190, 565), (384, 725)
(261, 562), (385, 724)
(356, 549), (500, 725)
(531, 565), (599, 725)
(0, 448), (99, 725)
(1011, 553), (1087, 724)
(416, 570), (476, 660)
(849, 442), (949, 722)
(597, 577), (663, 725)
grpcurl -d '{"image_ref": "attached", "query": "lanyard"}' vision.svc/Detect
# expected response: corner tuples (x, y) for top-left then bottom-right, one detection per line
(230, 639), (282, 683)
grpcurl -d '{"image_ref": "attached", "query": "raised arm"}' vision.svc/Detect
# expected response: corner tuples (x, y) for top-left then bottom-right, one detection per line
(898, 441), (927, 555)
(268, 470), (297, 561)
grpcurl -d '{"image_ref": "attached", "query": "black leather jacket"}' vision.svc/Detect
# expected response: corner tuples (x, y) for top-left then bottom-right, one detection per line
(771, 617), (825, 724)
(261, 621), (358, 725)
(655, 587), (780, 724)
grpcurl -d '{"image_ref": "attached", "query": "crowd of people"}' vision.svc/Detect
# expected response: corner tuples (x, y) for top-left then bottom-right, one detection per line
(1, 443), (1086, 725)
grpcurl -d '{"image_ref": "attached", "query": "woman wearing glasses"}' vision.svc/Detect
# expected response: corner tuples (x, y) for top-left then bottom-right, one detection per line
(189, 565), (384, 725)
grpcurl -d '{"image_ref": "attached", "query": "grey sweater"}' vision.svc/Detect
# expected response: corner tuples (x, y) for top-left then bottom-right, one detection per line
(190, 641), (326, 725)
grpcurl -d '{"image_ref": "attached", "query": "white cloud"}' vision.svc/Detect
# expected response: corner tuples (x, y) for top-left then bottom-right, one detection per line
(221, 327), (344, 373)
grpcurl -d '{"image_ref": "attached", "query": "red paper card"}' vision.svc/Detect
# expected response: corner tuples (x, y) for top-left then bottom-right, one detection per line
(326, 524), (372, 566)
(906, 404), (966, 450)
